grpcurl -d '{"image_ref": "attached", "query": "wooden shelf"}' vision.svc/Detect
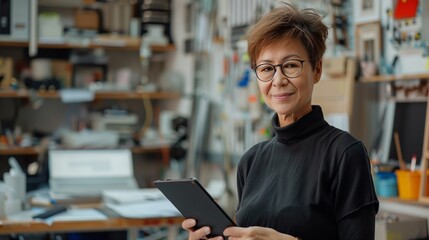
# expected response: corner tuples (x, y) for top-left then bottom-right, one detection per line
(0, 146), (170, 156)
(360, 72), (429, 83)
(0, 39), (176, 52)
(0, 90), (181, 100)
(0, 147), (40, 156)
(0, 146), (171, 168)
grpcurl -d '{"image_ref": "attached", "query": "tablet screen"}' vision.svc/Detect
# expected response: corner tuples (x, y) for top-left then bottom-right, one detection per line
(154, 178), (235, 238)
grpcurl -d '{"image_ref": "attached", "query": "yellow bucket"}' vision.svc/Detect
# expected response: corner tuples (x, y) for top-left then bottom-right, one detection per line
(395, 170), (429, 200)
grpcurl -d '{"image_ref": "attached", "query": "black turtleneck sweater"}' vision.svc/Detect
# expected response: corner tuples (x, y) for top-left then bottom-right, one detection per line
(235, 106), (379, 240)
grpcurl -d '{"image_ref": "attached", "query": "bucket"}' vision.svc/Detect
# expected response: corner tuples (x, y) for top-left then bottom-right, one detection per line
(375, 172), (398, 197)
(395, 170), (429, 200)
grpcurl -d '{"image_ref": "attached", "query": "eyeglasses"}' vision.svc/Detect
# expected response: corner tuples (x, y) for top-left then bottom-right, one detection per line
(253, 59), (305, 82)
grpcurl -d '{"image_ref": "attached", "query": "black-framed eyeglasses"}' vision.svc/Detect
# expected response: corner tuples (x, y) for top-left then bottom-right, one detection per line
(253, 59), (305, 82)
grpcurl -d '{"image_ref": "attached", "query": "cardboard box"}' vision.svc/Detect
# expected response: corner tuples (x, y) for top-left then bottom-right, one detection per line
(74, 9), (100, 30)
(0, 57), (14, 89)
(52, 60), (72, 88)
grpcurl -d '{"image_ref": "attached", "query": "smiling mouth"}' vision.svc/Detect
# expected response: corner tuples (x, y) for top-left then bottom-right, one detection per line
(271, 92), (294, 99)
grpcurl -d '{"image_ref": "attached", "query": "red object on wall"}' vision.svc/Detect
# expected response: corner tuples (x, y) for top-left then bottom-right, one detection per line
(394, 0), (419, 19)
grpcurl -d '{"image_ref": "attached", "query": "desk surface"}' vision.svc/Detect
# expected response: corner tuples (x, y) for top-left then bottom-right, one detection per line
(0, 216), (184, 234)
(380, 197), (429, 208)
(2, 188), (184, 235)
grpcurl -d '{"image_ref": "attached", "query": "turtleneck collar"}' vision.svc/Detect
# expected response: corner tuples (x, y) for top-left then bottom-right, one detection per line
(271, 105), (328, 144)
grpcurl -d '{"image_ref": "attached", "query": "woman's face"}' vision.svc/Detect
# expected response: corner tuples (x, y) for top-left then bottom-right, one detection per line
(255, 38), (322, 127)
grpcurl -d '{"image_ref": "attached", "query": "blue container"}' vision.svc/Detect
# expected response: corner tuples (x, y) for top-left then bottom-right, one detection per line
(375, 172), (398, 197)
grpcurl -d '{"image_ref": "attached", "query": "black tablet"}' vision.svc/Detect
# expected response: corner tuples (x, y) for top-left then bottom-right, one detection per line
(154, 178), (236, 238)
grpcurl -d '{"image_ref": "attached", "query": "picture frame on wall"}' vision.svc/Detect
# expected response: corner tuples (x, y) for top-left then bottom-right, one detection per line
(353, 0), (380, 24)
(356, 21), (382, 77)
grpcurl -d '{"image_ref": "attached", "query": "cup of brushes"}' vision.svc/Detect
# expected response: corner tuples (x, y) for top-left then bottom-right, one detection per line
(395, 155), (429, 200)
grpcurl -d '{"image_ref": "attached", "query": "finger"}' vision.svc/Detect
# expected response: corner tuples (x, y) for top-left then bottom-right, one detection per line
(207, 237), (223, 240)
(190, 226), (211, 240)
(182, 219), (197, 230)
(224, 237), (241, 240)
(223, 226), (246, 237)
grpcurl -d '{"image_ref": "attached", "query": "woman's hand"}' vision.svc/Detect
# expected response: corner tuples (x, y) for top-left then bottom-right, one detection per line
(223, 226), (298, 240)
(182, 218), (223, 240)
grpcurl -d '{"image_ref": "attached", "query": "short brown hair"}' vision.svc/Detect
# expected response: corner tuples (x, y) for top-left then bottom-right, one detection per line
(247, 3), (328, 70)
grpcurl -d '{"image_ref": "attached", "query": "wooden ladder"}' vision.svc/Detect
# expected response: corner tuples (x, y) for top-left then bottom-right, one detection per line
(419, 93), (429, 203)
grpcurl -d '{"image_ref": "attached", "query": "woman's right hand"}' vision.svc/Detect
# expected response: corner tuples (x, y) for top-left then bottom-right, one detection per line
(182, 218), (223, 240)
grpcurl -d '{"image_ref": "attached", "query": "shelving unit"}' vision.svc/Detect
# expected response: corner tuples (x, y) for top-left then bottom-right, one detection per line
(360, 73), (429, 83)
(0, 88), (180, 166)
(361, 73), (429, 205)
(0, 1), (179, 188)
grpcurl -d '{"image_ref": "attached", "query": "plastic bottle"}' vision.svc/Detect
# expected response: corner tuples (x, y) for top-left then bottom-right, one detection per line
(5, 187), (21, 216)
(0, 183), (6, 218)
(4, 157), (26, 209)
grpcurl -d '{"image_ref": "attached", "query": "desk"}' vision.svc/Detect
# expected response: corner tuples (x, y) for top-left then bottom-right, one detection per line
(0, 213), (184, 240)
(379, 197), (429, 231)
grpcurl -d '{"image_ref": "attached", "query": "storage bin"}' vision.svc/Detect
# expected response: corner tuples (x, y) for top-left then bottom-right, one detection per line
(375, 172), (398, 197)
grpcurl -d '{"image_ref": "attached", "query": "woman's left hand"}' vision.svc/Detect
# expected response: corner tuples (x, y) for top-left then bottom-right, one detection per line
(223, 226), (297, 240)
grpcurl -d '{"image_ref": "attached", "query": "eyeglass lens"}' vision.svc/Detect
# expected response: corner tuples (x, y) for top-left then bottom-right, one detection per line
(255, 59), (304, 82)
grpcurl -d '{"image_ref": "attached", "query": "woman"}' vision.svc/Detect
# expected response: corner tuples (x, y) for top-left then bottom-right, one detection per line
(183, 3), (379, 240)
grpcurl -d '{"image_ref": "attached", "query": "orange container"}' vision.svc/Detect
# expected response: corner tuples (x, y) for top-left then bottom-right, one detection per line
(395, 170), (429, 200)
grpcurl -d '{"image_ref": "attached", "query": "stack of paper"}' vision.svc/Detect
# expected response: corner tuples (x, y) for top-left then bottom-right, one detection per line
(102, 188), (181, 219)
(102, 188), (166, 204)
